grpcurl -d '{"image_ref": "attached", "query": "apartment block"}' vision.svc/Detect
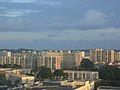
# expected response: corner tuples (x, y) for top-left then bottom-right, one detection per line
(61, 51), (85, 69)
(90, 49), (117, 63)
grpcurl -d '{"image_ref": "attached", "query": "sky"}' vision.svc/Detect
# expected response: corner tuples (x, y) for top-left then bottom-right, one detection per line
(0, 0), (120, 49)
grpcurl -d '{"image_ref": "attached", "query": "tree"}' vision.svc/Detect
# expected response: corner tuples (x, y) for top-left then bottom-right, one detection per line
(0, 72), (6, 90)
(53, 69), (64, 77)
(99, 64), (120, 80)
(37, 66), (52, 80)
(12, 64), (22, 69)
(31, 67), (41, 76)
(99, 65), (111, 80)
(6, 80), (12, 88)
(80, 59), (94, 70)
(62, 73), (68, 80)
(94, 80), (108, 90)
(14, 79), (20, 86)
(53, 69), (64, 80)
(1, 64), (22, 69)
(2, 64), (11, 68)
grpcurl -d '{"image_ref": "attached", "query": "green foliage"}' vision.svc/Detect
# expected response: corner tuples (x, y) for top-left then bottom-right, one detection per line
(0, 64), (22, 69)
(95, 64), (120, 90)
(94, 80), (120, 90)
(99, 65), (120, 80)
(94, 80), (107, 90)
(12, 64), (22, 69)
(32, 67), (68, 81)
(31, 66), (52, 80)
(31, 67), (41, 76)
(53, 69), (64, 77)
(14, 79), (20, 86)
(36, 66), (52, 80)
(62, 73), (68, 80)
(2, 64), (11, 68)
(0, 73), (6, 85)
(80, 59), (94, 70)
(6, 80), (12, 87)
(52, 69), (68, 80)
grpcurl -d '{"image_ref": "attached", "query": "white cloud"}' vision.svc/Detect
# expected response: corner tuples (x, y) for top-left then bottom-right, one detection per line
(0, 7), (7, 10)
(0, 7), (39, 18)
(46, 28), (120, 41)
(0, 27), (119, 44)
(80, 10), (107, 26)
(0, 0), (36, 3)
(0, 0), (60, 5)
(11, 0), (35, 3)
(38, 0), (60, 5)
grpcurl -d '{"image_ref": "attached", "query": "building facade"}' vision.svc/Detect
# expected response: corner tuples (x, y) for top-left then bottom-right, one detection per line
(62, 51), (85, 69)
(64, 70), (99, 81)
(89, 49), (118, 63)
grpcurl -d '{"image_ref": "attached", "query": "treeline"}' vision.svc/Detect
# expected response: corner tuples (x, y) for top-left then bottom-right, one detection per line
(94, 64), (120, 89)
(0, 64), (22, 69)
(77, 59), (120, 89)
(30, 66), (68, 81)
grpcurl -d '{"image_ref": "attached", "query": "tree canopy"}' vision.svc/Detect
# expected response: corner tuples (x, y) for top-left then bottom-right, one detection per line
(99, 64), (120, 80)
(94, 64), (120, 90)
(0, 73), (6, 85)
(36, 66), (52, 80)
(80, 58), (94, 70)
(53, 69), (64, 77)
(0, 64), (22, 69)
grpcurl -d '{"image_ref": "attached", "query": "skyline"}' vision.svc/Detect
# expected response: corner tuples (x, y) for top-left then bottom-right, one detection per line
(0, 0), (120, 49)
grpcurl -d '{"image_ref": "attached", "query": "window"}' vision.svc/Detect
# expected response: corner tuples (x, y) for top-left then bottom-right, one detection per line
(78, 73), (82, 80)
(83, 73), (85, 79)
(86, 73), (90, 80)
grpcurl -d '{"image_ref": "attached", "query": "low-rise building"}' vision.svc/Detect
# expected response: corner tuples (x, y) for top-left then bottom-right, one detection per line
(6, 73), (34, 85)
(64, 70), (99, 81)
(97, 86), (120, 90)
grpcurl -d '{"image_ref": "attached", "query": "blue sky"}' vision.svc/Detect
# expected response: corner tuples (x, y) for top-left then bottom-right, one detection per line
(0, 0), (120, 49)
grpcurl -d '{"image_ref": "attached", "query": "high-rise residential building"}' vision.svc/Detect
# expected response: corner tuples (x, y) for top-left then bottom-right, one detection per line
(62, 51), (85, 69)
(0, 51), (38, 69)
(75, 51), (85, 68)
(110, 50), (115, 63)
(90, 49), (116, 63)
(90, 49), (96, 63)
(96, 49), (103, 62)
(0, 51), (12, 65)
(114, 51), (120, 62)
(102, 50), (108, 63)
(62, 52), (76, 69)
(37, 51), (63, 70)
(90, 49), (103, 63)
(47, 52), (63, 69)
(0, 49), (119, 70)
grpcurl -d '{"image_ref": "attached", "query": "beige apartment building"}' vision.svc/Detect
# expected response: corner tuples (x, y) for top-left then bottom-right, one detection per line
(90, 49), (118, 63)
(37, 51), (63, 70)
(0, 51), (37, 69)
(90, 49), (103, 63)
(62, 51), (85, 69)
(0, 49), (119, 70)
(114, 51), (120, 62)
(0, 50), (85, 70)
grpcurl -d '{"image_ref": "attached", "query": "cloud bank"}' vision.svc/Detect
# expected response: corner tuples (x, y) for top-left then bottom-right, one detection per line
(0, 0), (120, 49)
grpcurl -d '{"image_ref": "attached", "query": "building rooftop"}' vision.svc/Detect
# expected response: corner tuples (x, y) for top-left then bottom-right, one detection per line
(64, 70), (98, 72)
(7, 73), (34, 78)
(98, 86), (120, 90)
